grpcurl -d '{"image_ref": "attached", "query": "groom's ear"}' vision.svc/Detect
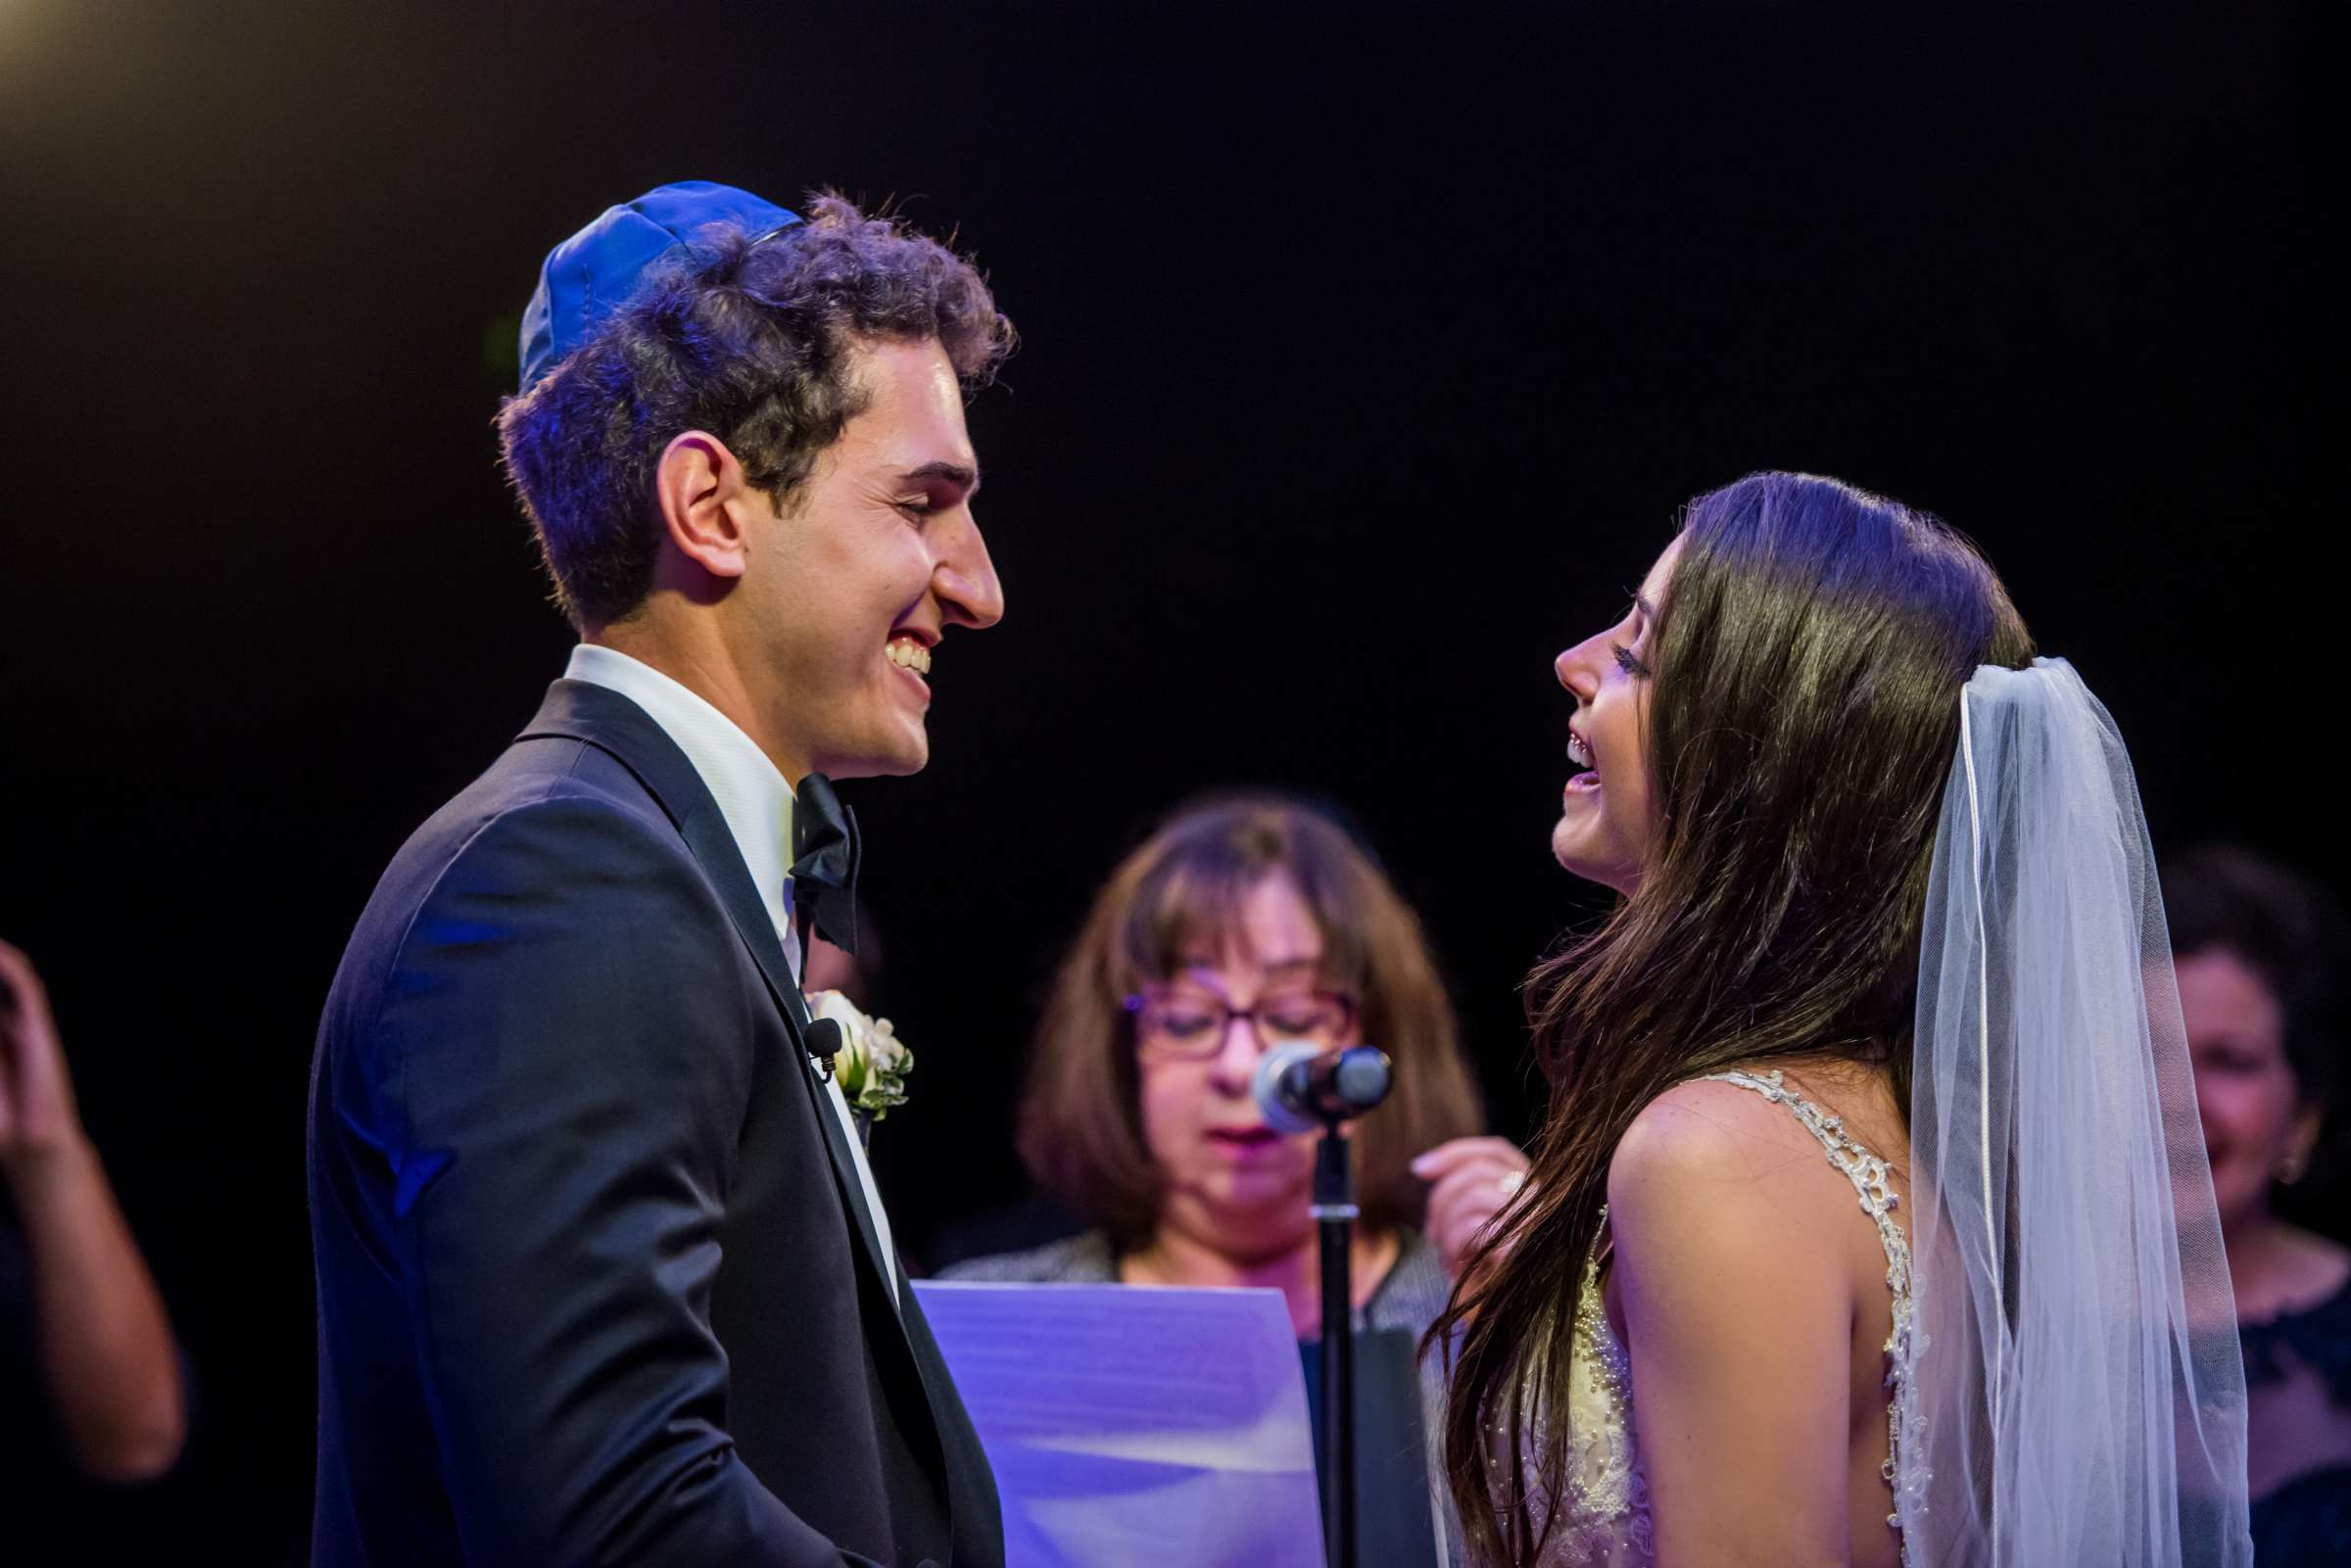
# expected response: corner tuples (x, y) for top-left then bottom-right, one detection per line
(651, 431), (752, 583)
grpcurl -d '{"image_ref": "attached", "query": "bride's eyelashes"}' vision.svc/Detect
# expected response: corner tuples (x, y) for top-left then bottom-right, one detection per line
(1612, 643), (1650, 678)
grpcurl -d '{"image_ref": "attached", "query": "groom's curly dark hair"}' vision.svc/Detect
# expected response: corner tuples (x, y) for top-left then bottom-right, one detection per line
(497, 193), (1014, 629)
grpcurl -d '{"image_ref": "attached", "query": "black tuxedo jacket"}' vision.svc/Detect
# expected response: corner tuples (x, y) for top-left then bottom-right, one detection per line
(307, 680), (1000, 1567)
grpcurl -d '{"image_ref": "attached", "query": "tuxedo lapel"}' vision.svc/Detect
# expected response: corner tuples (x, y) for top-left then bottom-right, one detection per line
(517, 680), (905, 1322)
(896, 1259), (1007, 1562)
(518, 678), (999, 1563)
(767, 972), (903, 1319)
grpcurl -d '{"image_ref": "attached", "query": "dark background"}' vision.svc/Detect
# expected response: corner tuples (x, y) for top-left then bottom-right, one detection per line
(0, 0), (2331, 1556)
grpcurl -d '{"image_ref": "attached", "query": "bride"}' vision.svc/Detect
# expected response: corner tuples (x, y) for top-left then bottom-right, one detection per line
(1435, 472), (2252, 1566)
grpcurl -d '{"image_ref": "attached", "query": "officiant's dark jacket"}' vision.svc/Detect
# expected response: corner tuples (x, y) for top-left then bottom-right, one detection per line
(308, 680), (1000, 1568)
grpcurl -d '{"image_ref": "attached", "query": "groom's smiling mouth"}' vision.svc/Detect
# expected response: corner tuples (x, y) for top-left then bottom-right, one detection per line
(885, 632), (934, 679)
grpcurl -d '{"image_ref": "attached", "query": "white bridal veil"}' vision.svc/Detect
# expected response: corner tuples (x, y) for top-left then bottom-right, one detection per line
(1903, 659), (2253, 1567)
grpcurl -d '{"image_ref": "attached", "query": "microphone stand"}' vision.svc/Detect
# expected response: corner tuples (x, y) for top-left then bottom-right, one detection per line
(1312, 1117), (1357, 1568)
(1253, 1041), (1390, 1568)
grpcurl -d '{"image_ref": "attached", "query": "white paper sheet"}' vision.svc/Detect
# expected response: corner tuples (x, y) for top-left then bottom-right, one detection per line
(913, 1281), (1327, 1568)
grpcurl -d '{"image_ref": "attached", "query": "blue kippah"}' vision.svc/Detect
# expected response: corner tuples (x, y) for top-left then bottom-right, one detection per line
(517, 180), (802, 392)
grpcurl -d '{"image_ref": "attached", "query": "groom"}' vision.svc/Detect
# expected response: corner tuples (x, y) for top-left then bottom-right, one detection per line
(308, 182), (1010, 1566)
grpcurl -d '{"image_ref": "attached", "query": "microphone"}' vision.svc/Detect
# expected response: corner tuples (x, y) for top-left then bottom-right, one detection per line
(1251, 1042), (1394, 1135)
(1254, 1043), (1391, 1568)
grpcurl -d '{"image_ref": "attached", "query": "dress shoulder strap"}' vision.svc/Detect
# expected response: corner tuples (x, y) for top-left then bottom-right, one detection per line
(1700, 1069), (1906, 1241)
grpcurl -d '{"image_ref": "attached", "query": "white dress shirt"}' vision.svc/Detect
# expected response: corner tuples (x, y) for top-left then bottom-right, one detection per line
(564, 643), (897, 1302)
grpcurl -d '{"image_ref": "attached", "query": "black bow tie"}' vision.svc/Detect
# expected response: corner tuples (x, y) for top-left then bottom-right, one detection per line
(791, 772), (860, 959)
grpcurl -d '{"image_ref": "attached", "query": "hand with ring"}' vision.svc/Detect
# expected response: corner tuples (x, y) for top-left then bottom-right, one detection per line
(1411, 1135), (1534, 1282)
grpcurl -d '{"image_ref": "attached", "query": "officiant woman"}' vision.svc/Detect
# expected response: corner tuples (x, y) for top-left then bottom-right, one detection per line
(941, 794), (1529, 1564)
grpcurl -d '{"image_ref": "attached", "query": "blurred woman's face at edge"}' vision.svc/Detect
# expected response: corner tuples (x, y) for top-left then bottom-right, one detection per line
(2180, 946), (2321, 1235)
(1133, 873), (1364, 1261)
(1552, 536), (1678, 894)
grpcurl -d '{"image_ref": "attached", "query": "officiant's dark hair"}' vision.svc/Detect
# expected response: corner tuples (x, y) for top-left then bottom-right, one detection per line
(1434, 471), (2034, 1568)
(1018, 793), (1483, 1248)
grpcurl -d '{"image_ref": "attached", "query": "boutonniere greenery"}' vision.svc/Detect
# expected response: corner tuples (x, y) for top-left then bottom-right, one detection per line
(806, 989), (913, 1130)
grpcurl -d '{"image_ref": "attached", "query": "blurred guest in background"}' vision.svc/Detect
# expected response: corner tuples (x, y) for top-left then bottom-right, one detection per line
(2166, 845), (2351, 1563)
(941, 794), (1527, 1563)
(0, 941), (185, 1487)
(804, 921), (883, 1009)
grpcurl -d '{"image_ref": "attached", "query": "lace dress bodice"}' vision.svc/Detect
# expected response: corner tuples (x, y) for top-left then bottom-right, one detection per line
(1518, 1069), (1921, 1567)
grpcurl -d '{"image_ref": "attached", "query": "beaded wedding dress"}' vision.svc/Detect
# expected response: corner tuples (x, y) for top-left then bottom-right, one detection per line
(1524, 1069), (1919, 1568)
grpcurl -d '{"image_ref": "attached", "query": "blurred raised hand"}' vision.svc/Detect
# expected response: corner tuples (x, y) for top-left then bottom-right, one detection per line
(0, 940), (185, 1481)
(1, 940), (84, 1162)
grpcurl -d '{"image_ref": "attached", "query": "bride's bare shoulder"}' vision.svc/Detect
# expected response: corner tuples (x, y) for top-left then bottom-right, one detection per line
(1601, 1077), (1857, 1356)
(1609, 1076), (1822, 1188)
(1606, 1075), (1869, 1262)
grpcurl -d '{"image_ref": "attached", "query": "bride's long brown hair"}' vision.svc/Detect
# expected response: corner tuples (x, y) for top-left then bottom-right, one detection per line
(1434, 472), (2035, 1566)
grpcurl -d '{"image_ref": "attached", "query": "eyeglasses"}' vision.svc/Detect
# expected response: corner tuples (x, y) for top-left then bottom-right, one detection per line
(1125, 988), (1358, 1060)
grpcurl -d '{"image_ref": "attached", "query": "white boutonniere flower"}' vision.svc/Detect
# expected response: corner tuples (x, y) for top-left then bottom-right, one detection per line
(806, 989), (913, 1125)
